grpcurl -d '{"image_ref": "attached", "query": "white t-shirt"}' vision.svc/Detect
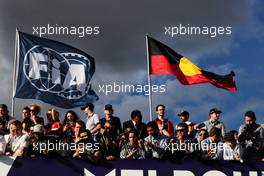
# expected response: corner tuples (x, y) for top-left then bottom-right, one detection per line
(223, 142), (240, 160)
(0, 134), (29, 154)
(86, 113), (100, 131)
(0, 135), (5, 154)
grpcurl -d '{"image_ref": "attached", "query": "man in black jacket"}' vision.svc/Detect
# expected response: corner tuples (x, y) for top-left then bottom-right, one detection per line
(123, 110), (147, 139)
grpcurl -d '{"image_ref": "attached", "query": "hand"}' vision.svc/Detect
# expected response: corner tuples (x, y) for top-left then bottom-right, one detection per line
(127, 149), (138, 158)
(138, 139), (143, 148)
(145, 141), (153, 148)
(100, 128), (105, 134)
(63, 126), (69, 132)
(207, 149), (213, 156)
(144, 141), (148, 146)
(73, 148), (81, 157)
(5, 152), (12, 156)
(234, 153), (240, 161)
(106, 155), (115, 160)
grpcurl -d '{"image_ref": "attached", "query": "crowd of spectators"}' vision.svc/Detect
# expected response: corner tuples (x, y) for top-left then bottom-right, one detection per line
(0, 103), (263, 163)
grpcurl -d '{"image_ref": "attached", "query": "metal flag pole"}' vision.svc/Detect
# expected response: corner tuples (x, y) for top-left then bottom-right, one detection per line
(11, 28), (19, 117)
(146, 34), (153, 121)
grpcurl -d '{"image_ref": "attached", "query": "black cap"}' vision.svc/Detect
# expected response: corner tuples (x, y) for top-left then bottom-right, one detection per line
(105, 104), (113, 110)
(81, 103), (94, 110)
(209, 108), (222, 114)
(0, 104), (8, 110)
(178, 110), (189, 117)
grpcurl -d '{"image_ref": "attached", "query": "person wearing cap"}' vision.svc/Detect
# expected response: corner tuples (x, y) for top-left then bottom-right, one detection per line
(178, 110), (191, 124)
(0, 104), (14, 135)
(153, 104), (174, 138)
(100, 104), (122, 140)
(203, 108), (226, 136)
(81, 103), (101, 140)
(238, 110), (264, 161)
(177, 110), (195, 138)
(27, 124), (46, 157)
(0, 120), (29, 156)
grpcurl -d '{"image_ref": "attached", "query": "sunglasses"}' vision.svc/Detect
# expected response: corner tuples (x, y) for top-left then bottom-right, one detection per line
(199, 133), (206, 136)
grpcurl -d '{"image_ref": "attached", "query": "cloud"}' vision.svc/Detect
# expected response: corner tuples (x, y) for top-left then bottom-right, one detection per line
(223, 98), (264, 130)
(0, 0), (263, 130)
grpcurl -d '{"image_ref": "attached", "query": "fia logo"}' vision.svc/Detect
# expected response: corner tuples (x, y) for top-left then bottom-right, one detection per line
(23, 45), (92, 99)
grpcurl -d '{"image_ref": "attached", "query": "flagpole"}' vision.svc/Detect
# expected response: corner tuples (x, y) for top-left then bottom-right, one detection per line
(12, 28), (19, 117)
(146, 34), (153, 121)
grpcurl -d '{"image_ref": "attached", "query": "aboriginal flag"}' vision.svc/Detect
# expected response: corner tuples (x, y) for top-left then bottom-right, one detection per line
(147, 36), (237, 91)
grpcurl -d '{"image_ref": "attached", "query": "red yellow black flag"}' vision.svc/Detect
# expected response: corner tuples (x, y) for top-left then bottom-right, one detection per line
(147, 36), (237, 91)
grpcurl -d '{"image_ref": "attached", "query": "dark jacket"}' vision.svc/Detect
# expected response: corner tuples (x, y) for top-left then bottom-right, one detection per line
(123, 120), (147, 139)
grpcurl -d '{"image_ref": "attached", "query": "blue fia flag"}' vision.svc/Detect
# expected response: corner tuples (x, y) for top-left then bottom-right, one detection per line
(14, 31), (99, 109)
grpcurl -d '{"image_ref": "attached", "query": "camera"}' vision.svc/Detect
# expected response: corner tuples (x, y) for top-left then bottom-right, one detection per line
(66, 121), (74, 127)
(238, 125), (256, 143)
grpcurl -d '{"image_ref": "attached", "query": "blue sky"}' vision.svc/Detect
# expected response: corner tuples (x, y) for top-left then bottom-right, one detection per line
(0, 0), (263, 132)
(158, 36), (264, 131)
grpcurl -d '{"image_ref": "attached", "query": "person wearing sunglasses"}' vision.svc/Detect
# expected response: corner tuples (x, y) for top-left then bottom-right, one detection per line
(197, 129), (208, 143)
(29, 104), (44, 126)
(170, 123), (197, 160)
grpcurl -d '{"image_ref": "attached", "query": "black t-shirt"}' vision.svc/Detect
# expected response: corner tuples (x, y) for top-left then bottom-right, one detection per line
(100, 116), (122, 139)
